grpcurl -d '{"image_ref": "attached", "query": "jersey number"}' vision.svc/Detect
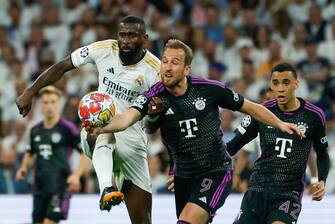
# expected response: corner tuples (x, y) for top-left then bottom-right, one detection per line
(275, 137), (293, 159)
(39, 144), (53, 160)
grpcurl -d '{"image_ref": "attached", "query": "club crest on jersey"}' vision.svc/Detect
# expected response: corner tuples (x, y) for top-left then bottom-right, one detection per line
(192, 97), (206, 110)
(297, 122), (308, 134)
(51, 133), (62, 143)
(241, 115), (251, 127)
(80, 47), (89, 58)
(135, 75), (144, 87)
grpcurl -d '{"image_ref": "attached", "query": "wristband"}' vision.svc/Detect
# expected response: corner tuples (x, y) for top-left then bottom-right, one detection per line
(147, 115), (159, 122)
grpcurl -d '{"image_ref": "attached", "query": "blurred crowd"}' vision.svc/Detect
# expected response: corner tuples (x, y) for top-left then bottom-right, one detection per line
(0, 0), (335, 195)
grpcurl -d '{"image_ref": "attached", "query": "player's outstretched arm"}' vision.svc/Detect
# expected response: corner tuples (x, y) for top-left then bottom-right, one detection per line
(87, 108), (142, 134)
(16, 56), (75, 117)
(240, 99), (305, 138)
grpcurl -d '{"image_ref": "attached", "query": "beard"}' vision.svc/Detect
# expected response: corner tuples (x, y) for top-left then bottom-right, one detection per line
(119, 44), (143, 64)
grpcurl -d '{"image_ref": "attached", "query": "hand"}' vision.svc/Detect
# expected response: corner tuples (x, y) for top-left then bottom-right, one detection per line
(279, 122), (305, 139)
(16, 168), (27, 181)
(167, 175), (175, 192)
(312, 181), (325, 201)
(148, 97), (165, 115)
(16, 88), (34, 117)
(67, 173), (81, 193)
(85, 125), (102, 135)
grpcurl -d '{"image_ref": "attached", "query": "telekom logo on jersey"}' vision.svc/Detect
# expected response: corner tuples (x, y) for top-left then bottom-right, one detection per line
(275, 137), (293, 159)
(179, 118), (198, 138)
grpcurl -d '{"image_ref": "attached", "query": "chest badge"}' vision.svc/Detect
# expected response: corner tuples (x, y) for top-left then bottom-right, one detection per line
(135, 75), (144, 87)
(192, 97), (206, 110)
(51, 133), (62, 143)
(297, 122), (308, 134)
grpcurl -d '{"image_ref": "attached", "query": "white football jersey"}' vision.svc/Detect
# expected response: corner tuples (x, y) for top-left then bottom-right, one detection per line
(71, 39), (160, 150)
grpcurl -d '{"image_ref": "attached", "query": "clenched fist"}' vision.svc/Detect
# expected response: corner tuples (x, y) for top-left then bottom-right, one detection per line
(148, 97), (165, 116)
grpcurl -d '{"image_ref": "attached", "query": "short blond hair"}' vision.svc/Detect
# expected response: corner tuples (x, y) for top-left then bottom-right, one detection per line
(163, 39), (193, 65)
(39, 85), (62, 97)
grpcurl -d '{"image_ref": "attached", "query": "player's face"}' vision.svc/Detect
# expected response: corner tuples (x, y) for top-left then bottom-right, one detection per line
(118, 23), (146, 57)
(271, 71), (298, 105)
(40, 93), (61, 119)
(160, 48), (191, 88)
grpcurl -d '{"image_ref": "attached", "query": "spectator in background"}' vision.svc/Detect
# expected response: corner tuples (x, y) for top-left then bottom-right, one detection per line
(215, 24), (239, 82)
(191, 27), (210, 78)
(282, 23), (307, 65)
(271, 8), (292, 44)
(251, 25), (271, 67)
(242, 59), (267, 102)
(239, 9), (258, 39)
(222, 0), (244, 28)
(305, 3), (327, 43)
(24, 23), (49, 79)
(297, 36), (331, 102)
(151, 18), (172, 58)
(256, 40), (283, 79)
(287, 0), (311, 24)
(202, 3), (223, 43)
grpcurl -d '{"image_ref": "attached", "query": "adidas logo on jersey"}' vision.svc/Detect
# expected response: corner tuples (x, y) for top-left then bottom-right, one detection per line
(34, 135), (41, 142)
(267, 126), (274, 129)
(165, 108), (174, 115)
(199, 196), (207, 203)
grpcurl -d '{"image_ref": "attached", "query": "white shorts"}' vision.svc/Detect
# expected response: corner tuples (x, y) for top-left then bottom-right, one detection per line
(80, 129), (152, 193)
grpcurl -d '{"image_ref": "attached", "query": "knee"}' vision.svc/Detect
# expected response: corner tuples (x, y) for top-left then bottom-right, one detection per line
(177, 220), (191, 224)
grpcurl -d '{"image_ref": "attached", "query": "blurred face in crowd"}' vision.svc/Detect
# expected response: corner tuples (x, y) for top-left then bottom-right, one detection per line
(40, 93), (61, 120)
(160, 48), (190, 89)
(271, 71), (298, 106)
(118, 22), (147, 60)
(293, 24), (307, 43)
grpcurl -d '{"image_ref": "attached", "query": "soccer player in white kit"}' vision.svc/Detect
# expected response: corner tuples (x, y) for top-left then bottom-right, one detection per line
(16, 16), (160, 224)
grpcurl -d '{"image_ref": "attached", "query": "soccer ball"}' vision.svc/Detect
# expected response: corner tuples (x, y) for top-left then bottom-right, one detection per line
(78, 91), (116, 128)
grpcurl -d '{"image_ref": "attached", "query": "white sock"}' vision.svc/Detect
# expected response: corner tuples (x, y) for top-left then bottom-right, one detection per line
(92, 134), (115, 194)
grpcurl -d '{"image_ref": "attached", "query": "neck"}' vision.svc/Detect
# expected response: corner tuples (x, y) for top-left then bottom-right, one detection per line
(278, 97), (300, 112)
(119, 48), (145, 65)
(167, 77), (188, 96)
(44, 115), (60, 129)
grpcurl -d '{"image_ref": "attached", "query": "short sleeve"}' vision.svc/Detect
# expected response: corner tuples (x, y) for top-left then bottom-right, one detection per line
(130, 95), (150, 118)
(216, 86), (244, 111)
(70, 39), (117, 67)
(26, 129), (35, 154)
(70, 45), (95, 67)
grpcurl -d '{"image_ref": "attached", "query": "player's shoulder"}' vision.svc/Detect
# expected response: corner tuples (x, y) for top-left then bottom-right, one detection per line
(262, 99), (277, 110)
(90, 39), (118, 52)
(59, 118), (79, 135)
(143, 50), (160, 73)
(30, 121), (43, 132)
(302, 100), (326, 126)
(144, 81), (165, 97)
(190, 76), (226, 89)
